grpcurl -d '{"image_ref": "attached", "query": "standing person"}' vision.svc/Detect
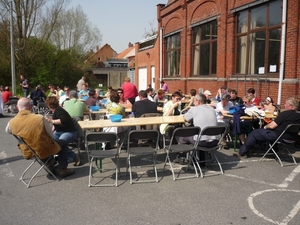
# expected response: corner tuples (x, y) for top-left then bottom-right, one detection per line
(236, 97), (300, 158)
(121, 77), (138, 105)
(161, 80), (169, 93)
(5, 97), (75, 177)
(20, 75), (29, 97)
(76, 76), (86, 92)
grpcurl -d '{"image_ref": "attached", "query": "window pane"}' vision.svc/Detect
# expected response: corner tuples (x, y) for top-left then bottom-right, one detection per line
(250, 5), (266, 29)
(200, 43), (210, 75)
(193, 46), (200, 75)
(269, 0), (281, 26)
(237, 11), (248, 33)
(268, 29), (281, 73)
(212, 21), (217, 39)
(211, 42), (217, 74)
(237, 36), (247, 74)
(201, 23), (210, 40)
(248, 31), (265, 74)
(193, 27), (200, 44)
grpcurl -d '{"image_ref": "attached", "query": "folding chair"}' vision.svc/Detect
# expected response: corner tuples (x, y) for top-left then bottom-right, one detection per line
(196, 125), (227, 178)
(37, 101), (51, 115)
(126, 130), (160, 184)
(85, 132), (119, 187)
(138, 113), (161, 131)
(70, 117), (85, 156)
(260, 124), (300, 167)
(163, 126), (201, 181)
(13, 135), (59, 188)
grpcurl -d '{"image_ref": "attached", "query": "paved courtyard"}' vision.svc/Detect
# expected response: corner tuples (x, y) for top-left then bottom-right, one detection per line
(1, 115), (300, 225)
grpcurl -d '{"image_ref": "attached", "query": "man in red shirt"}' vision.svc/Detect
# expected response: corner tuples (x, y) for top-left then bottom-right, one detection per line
(2, 86), (12, 104)
(121, 77), (138, 105)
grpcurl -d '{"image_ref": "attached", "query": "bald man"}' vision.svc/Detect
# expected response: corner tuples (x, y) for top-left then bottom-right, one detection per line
(6, 98), (75, 178)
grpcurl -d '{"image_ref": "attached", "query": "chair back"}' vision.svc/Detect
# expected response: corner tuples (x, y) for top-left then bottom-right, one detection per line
(128, 130), (159, 142)
(13, 135), (39, 159)
(138, 113), (161, 131)
(280, 124), (300, 140)
(86, 132), (118, 143)
(199, 126), (227, 145)
(170, 126), (201, 147)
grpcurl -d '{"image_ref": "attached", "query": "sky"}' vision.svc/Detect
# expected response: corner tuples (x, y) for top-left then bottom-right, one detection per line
(68, 0), (166, 53)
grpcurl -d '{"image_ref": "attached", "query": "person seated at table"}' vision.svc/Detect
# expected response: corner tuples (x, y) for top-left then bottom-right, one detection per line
(247, 88), (260, 106)
(59, 86), (70, 107)
(177, 93), (218, 165)
(105, 86), (113, 99)
(56, 85), (64, 97)
(215, 86), (228, 102)
(45, 96), (80, 165)
(238, 95), (259, 145)
(203, 90), (213, 104)
(146, 87), (154, 102)
(215, 94), (233, 122)
(78, 84), (89, 100)
(2, 86), (12, 105)
(154, 89), (166, 107)
(132, 90), (157, 118)
(181, 88), (197, 113)
(236, 97), (300, 158)
(117, 88), (132, 108)
(261, 97), (276, 114)
(85, 89), (98, 107)
(64, 90), (89, 118)
(229, 89), (243, 106)
(47, 84), (58, 98)
(160, 91), (183, 144)
(6, 97), (75, 177)
(105, 90), (129, 146)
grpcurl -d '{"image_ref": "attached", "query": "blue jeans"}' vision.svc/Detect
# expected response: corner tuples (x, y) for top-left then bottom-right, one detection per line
(239, 128), (277, 156)
(53, 131), (77, 162)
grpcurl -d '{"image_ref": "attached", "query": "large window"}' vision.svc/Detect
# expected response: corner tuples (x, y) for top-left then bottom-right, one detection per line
(236, 0), (281, 75)
(192, 20), (217, 76)
(165, 33), (181, 76)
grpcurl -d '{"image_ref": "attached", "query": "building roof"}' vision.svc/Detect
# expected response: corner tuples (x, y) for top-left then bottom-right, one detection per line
(85, 43), (117, 62)
(117, 45), (135, 59)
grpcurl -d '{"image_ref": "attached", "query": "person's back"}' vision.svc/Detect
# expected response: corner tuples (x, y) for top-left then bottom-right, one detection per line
(132, 99), (157, 118)
(8, 110), (60, 159)
(64, 98), (86, 117)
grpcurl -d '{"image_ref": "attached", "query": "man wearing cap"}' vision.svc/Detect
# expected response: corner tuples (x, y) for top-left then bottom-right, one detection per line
(64, 90), (89, 118)
(203, 90), (212, 104)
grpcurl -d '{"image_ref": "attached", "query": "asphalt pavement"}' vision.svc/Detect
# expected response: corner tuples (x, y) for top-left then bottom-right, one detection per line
(1, 114), (300, 225)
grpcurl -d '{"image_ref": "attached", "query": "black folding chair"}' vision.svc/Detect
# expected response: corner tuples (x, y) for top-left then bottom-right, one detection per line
(196, 125), (227, 178)
(126, 130), (160, 184)
(85, 132), (119, 187)
(163, 126), (201, 181)
(260, 124), (300, 167)
(13, 135), (59, 188)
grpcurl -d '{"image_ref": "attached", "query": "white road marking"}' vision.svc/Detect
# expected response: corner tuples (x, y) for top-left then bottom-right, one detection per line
(278, 164), (300, 188)
(225, 174), (279, 187)
(0, 151), (14, 178)
(248, 189), (300, 225)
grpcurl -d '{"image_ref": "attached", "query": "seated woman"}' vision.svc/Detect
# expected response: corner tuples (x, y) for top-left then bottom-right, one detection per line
(238, 95), (259, 144)
(105, 90), (129, 145)
(117, 88), (132, 108)
(153, 89), (166, 107)
(160, 91), (183, 143)
(45, 96), (80, 165)
(262, 97), (276, 114)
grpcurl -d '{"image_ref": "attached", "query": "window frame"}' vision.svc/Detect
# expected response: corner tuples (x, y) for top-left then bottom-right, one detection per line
(234, 0), (282, 77)
(164, 32), (181, 77)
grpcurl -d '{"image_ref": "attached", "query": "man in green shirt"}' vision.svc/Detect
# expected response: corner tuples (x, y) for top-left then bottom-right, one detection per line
(64, 90), (89, 118)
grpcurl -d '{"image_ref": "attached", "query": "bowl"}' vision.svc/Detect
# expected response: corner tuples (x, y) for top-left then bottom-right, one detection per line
(109, 114), (122, 122)
(102, 99), (108, 105)
(90, 106), (100, 111)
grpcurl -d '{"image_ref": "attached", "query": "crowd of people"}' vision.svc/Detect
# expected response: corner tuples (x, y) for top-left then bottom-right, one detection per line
(2, 75), (300, 179)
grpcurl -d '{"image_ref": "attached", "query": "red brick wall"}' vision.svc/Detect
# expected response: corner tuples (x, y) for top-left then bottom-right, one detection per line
(135, 0), (300, 107)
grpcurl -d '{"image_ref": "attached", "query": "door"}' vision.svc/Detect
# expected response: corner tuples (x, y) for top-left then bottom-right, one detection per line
(138, 67), (147, 91)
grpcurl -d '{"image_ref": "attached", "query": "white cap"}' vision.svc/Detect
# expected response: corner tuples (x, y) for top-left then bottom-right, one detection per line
(203, 90), (212, 96)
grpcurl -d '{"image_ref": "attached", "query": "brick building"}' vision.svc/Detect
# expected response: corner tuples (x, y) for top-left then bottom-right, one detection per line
(134, 0), (300, 106)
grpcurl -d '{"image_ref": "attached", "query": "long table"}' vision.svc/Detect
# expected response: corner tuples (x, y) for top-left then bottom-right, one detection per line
(78, 115), (185, 130)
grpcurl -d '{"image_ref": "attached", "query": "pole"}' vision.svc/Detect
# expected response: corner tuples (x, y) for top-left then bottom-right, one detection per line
(10, 1), (16, 96)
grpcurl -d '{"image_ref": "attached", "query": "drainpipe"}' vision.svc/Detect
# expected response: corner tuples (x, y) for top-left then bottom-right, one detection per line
(277, 0), (287, 105)
(160, 27), (164, 82)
